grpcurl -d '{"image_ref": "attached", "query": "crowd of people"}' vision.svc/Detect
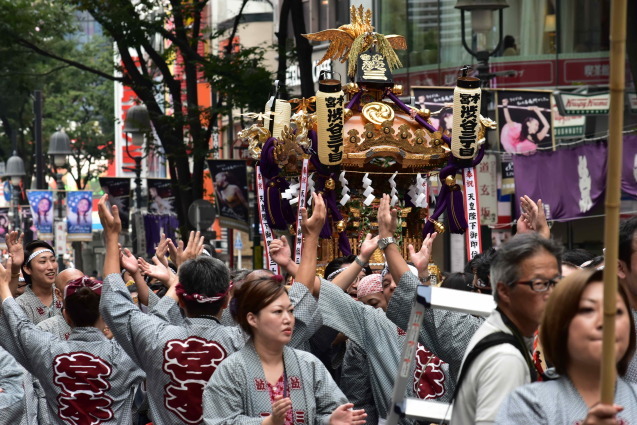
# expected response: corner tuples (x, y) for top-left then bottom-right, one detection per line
(0, 191), (636, 425)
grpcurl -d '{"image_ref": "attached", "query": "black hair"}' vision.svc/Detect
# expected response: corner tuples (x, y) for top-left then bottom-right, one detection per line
(466, 248), (497, 289)
(441, 272), (473, 292)
(324, 255), (372, 279)
(178, 256), (230, 316)
(22, 240), (56, 286)
(64, 287), (100, 327)
(619, 216), (637, 270)
(562, 248), (597, 268)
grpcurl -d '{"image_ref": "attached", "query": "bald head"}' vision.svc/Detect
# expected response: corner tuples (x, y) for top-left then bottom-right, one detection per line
(55, 269), (85, 292)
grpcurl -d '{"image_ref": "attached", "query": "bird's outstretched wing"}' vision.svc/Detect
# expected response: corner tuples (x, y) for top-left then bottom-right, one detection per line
(303, 29), (356, 64)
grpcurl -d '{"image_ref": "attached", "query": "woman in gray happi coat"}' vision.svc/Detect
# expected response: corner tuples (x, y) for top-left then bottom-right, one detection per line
(497, 269), (637, 424)
(203, 274), (367, 425)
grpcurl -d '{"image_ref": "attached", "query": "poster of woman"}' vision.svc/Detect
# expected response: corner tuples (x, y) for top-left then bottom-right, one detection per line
(100, 177), (132, 229)
(497, 90), (553, 155)
(0, 208), (9, 248)
(146, 179), (176, 215)
(27, 190), (54, 236)
(67, 191), (93, 239)
(207, 159), (250, 233)
(412, 87), (454, 136)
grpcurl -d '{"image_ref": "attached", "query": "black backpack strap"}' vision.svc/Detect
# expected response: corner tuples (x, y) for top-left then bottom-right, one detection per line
(451, 332), (530, 402)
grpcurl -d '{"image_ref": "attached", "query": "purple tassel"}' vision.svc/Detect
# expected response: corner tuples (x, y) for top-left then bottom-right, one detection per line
(385, 91), (451, 145)
(339, 232), (352, 256)
(346, 91), (363, 110)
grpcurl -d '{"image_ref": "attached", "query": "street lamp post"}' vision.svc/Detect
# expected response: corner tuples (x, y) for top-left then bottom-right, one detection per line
(455, 0), (510, 84)
(48, 131), (72, 270)
(5, 152), (26, 230)
(122, 104), (152, 210)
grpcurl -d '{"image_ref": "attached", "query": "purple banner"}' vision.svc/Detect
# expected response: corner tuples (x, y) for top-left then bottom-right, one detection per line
(514, 136), (637, 220)
(622, 135), (637, 198)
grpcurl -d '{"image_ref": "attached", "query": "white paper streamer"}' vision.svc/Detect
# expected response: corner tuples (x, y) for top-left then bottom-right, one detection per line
(339, 171), (350, 206)
(361, 172), (374, 205)
(389, 171), (398, 206)
(282, 181), (299, 200)
(306, 173), (315, 206)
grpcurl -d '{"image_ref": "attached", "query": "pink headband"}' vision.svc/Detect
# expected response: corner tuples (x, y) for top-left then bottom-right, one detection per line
(64, 276), (103, 299)
(175, 281), (233, 304)
(356, 274), (383, 299)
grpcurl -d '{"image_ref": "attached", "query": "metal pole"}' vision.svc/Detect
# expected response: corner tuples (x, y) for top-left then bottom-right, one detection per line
(34, 91), (45, 190)
(135, 156), (142, 209)
(56, 173), (65, 271)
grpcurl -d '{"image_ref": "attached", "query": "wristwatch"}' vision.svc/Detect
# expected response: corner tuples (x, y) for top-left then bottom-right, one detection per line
(354, 256), (368, 268)
(378, 237), (396, 250)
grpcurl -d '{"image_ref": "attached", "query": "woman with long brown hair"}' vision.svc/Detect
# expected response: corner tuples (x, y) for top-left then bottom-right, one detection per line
(203, 274), (366, 425)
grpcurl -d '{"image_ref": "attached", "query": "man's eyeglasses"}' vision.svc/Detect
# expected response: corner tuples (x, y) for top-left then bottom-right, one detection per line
(513, 276), (562, 292)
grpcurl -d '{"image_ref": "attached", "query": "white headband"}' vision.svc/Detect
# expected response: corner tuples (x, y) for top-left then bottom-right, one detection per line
(326, 267), (347, 281)
(27, 249), (54, 265)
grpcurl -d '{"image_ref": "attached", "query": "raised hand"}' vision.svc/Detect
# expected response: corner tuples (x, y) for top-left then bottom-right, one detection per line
(517, 195), (550, 239)
(301, 192), (326, 238)
(6, 231), (24, 270)
(582, 403), (622, 425)
(155, 233), (171, 268)
(168, 231), (204, 268)
(359, 233), (379, 263)
(138, 256), (172, 286)
(330, 403), (367, 425)
(269, 236), (292, 269)
(98, 194), (122, 239)
(408, 232), (437, 277)
(377, 194), (397, 238)
(119, 247), (139, 275)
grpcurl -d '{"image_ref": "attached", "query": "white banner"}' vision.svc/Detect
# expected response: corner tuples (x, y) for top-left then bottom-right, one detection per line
(475, 154), (498, 226)
(293, 159), (310, 264)
(463, 167), (482, 261)
(255, 167), (279, 274)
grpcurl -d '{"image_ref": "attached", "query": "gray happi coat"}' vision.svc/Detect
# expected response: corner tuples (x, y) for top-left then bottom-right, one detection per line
(496, 376), (637, 424)
(0, 297), (145, 425)
(318, 279), (452, 424)
(202, 341), (347, 424)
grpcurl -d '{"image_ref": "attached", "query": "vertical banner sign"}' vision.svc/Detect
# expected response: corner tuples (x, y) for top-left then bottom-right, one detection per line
(207, 160), (250, 233)
(476, 154), (498, 226)
(463, 168), (482, 260)
(293, 159), (310, 264)
(146, 179), (177, 216)
(316, 74), (344, 165)
(100, 177), (131, 230)
(20, 206), (35, 244)
(497, 90), (553, 155)
(0, 208), (9, 248)
(66, 191), (93, 241)
(27, 190), (54, 237)
(451, 75), (481, 161)
(256, 166), (279, 274)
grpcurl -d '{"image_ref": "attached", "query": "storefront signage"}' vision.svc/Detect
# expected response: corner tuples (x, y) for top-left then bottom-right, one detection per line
(555, 92), (610, 115)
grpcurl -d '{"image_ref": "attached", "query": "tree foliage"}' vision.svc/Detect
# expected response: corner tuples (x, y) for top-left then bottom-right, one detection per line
(0, 0), (273, 230)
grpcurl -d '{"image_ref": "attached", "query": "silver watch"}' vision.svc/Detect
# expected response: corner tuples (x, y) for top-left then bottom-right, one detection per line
(378, 237), (396, 250)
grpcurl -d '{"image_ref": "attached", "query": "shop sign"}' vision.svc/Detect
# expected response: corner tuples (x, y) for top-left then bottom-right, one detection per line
(555, 92), (610, 115)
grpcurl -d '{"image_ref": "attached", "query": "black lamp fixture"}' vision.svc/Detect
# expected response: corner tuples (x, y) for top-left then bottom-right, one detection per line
(455, 0), (509, 78)
(6, 152), (26, 229)
(6, 152), (26, 186)
(48, 131), (73, 167)
(122, 104), (152, 209)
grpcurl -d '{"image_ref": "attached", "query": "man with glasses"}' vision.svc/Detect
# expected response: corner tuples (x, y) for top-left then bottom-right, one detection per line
(450, 232), (562, 425)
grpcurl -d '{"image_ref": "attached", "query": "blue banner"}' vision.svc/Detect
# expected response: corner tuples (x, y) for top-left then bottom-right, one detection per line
(67, 191), (93, 238)
(27, 190), (54, 236)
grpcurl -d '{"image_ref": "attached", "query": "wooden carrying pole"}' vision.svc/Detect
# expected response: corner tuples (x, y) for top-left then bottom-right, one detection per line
(600, 0), (628, 405)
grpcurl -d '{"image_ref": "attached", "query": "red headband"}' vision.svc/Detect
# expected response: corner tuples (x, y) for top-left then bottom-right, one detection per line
(64, 276), (103, 299)
(175, 281), (233, 304)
